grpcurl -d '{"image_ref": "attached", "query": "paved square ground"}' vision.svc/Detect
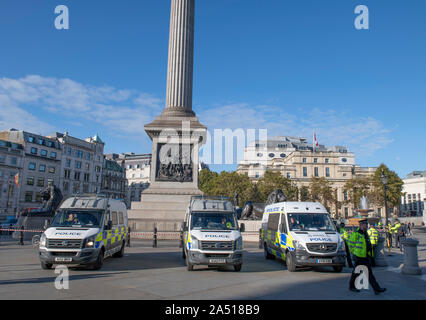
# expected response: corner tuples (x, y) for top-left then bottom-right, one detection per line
(0, 231), (425, 300)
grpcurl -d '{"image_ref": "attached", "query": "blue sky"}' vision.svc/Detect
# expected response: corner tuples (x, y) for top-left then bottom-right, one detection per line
(0, 0), (425, 178)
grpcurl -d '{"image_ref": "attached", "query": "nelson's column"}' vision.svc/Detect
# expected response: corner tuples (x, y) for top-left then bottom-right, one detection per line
(128, 0), (207, 230)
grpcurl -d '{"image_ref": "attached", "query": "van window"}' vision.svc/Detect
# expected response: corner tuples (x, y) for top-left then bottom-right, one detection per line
(118, 212), (124, 225)
(112, 211), (118, 226)
(280, 214), (288, 233)
(104, 212), (111, 228)
(267, 213), (280, 231)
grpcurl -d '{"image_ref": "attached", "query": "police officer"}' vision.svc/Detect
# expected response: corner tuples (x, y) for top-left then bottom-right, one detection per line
(392, 220), (402, 248)
(348, 219), (386, 295)
(367, 224), (379, 266)
(339, 222), (353, 268)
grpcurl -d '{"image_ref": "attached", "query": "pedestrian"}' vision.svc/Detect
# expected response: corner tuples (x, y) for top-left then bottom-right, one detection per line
(348, 219), (386, 295)
(397, 223), (406, 252)
(387, 222), (393, 248)
(367, 224), (379, 266)
(19, 226), (24, 246)
(339, 222), (354, 268)
(407, 223), (412, 236)
(392, 220), (402, 248)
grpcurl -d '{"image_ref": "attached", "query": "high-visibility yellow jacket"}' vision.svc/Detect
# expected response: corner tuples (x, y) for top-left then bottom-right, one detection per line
(391, 223), (401, 234)
(339, 227), (349, 241)
(348, 228), (374, 258)
(367, 227), (379, 245)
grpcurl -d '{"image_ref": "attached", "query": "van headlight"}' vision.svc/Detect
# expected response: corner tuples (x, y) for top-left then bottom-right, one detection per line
(235, 236), (243, 250)
(84, 236), (96, 248)
(338, 240), (345, 251)
(39, 234), (47, 247)
(292, 240), (305, 251)
(190, 235), (199, 250)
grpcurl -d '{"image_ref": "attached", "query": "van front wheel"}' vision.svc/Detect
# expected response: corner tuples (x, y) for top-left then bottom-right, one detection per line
(285, 251), (296, 272)
(92, 250), (104, 270)
(186, 255), (194, 271)
(234, 264), (242, 272)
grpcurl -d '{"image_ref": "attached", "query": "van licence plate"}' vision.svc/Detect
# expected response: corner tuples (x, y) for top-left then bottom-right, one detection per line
(316, 259), (332, 264)
(209, 259), (226, 264)
(55, 257), (73, 262)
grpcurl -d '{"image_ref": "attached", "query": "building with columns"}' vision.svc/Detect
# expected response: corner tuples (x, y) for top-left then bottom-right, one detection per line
(237, 136), (381, 219)
(401, 171), (425, 217)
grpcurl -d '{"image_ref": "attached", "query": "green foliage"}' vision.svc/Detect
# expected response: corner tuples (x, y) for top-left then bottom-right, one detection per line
(256, 171), (299, 202)
(370, 164), (404, 209)
(309, 176), (336, 210)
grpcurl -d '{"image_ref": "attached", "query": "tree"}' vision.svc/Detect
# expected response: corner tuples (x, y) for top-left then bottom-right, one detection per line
(199, 170), (255, 207)
(343, 176), (372, 210)
(309, 177), (336, 211)
(256, 171), (298, 202)
(369, 164), (404, 213)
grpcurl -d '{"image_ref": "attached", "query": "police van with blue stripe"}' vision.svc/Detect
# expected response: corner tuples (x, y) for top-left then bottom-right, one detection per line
(261, 202), (346, 272)
(182, 196), (245, 272)
(38, 195), (128, 270)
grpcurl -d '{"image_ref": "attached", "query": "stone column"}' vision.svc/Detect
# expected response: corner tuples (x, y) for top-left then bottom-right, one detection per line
(163, 0), (196, 117)
(401, 238), (422, 275)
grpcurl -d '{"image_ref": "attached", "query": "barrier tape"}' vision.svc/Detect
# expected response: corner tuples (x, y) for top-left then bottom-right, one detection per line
(0, 228), (43, 233)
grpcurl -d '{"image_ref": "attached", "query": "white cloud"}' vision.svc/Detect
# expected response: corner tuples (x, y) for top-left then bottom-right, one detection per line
(0, 74), (393, 160)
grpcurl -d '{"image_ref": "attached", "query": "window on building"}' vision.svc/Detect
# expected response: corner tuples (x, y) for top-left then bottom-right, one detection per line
(66, 159), (71, 168)
(344, 208), (349, 218)
(37, 139), (44, 145)
(0, 156), (5, 164)
(303, 167), (308, 177)
(35, 192), (43, 202)
(27, 177), (34, 186)
(37, 178), (44, 187)
(63, 181), (69, 192)
(46, 141), (53, 148)
(344, 191), (348, 201)
(269, 153), (275, 158)
(255, 172), (260, 178)
(31, 147), (37, 155)
(75, 161), (82, 169)
(73, 183), (80, 194)
(41, 149), (48, 157)
(83, 184), (89, 193)
(280, 153), (286, 158)
(314, 167), (319, 177)
(287, 173), (291, 179)
(67, 147), (72, 155)
(49, 167), (55, 174)
(342, 158), (348, 163)
(50, 151), (57, 159)
(28, 136), (35, 143)
(84, 173), (90, 182)
(302, 158), (307, 163)
(86, 153), (91, 160)
(74, 172), (81, 181)
(64, 169), (71, 179)
(326, 167), (330, 177)
(10, 157), (17, 165)
(25, 192), (33, 202)
(28, 162), (36, 171)
(314, 158), (318, 163)
(325, 158), (329, 164)
(39, 164), (46, 172)
(85, 163), (90, 171)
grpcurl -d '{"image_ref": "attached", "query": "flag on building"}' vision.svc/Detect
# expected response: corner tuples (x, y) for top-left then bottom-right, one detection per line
(14, 173), (19, 187)
(313, 133), (319, 150)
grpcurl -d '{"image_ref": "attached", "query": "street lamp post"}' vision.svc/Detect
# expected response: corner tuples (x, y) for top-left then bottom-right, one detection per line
(380, 172), (389, 226)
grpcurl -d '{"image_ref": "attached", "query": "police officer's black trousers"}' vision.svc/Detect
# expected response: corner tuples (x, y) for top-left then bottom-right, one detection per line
(349, 257), (381, 292)
(344, 241), (354, 268)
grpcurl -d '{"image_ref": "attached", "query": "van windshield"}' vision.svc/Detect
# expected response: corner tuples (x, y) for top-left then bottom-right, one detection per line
(51, 210), (103, 228)
(191, 212), (238, 231)
(288, 213), (336, 232)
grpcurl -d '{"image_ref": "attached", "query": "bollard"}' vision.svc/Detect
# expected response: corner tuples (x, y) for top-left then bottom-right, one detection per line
(19, 226), (24, 245)
(401, 238), (422, 275)
(259, 229), (263, 249)
(153, 226), (158, 248)
(374, 236), (388, 267)
(127, 227), (131, 247)
(179, 231), (183, 248)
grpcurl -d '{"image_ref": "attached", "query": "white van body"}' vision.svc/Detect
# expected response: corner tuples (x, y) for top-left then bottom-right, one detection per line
(261, 202), (346, 272)
(38, 195), (128, 270)
(182, 197), (244, 272)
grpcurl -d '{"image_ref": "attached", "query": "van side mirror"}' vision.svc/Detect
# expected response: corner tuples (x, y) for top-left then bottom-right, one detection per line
(240, 223), (245, 233)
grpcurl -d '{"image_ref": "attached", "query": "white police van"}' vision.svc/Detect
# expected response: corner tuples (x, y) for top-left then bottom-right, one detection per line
(182, 196), (245, 271)
(38, 195), (128, 270)
(261, 202), (346, 272)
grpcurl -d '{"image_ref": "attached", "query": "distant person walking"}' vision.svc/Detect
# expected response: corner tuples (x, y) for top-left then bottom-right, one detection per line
(367, 224), (379, 266)
(397, 223), (406, 252)
(339, 223), (354, 268)
(348, 219), (386, 295)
